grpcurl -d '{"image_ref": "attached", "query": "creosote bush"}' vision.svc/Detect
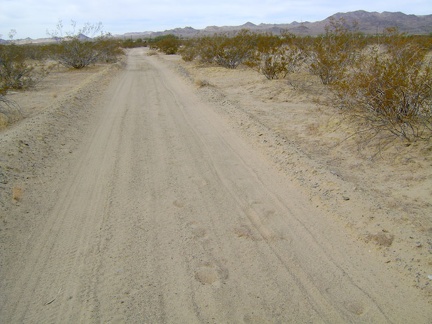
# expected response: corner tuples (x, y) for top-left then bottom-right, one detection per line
(245, 33), (306, 79)
(121, 38), (147, 49)
(0, 44), (46, 90)
(0, 22), (124, 128)
(180, 30), (256, 69)
(49, 21), (123, 69)
(0, 43), (29, 124)
(179, 25), (432, 141)
(307, 18), (365, 85)
(332, 29), (432, 140)
(149, 35), (180, 55)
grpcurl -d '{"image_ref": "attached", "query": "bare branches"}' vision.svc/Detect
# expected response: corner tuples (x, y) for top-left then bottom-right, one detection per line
(47, 20), (121, 69)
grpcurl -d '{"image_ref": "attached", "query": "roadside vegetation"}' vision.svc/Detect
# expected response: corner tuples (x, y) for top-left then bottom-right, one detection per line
(175, 19), (432, 142)
(148, 34), (181, 55)
(1, 19), (431, 141)
(0, 22), (129, 127)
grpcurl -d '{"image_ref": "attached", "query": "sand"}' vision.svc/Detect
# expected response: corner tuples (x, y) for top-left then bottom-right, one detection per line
(0, 48), (431, 322)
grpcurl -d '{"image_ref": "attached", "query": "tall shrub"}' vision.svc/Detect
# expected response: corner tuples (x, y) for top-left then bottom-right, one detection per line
(50, 21), (122, 69)
(332, 29), (432, 140)
(308, 18), (364, 85)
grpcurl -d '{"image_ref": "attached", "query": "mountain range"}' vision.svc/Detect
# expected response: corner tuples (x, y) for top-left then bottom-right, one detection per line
(122, 10), (432, 39)
(2, 10), (432, 44)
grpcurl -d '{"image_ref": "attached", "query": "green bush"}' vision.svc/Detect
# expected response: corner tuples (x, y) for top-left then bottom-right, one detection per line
(121, 38), (147, 49)
(213, 30), (256, 69)
(178, 38), (199, 61)
(149, 35), (180, 55)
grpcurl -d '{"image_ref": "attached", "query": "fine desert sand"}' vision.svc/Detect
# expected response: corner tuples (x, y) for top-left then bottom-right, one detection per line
(0, 48), (431, 322)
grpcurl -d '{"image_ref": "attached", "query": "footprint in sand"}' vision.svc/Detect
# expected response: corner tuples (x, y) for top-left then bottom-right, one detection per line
(195, 263), (229, 285)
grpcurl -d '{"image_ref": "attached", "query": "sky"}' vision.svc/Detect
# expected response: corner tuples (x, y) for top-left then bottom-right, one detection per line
(1, 0), (431, 39)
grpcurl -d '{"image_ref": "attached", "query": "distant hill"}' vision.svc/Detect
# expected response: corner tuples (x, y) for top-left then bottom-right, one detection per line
(2, 10), (432, 44)
(130, 10), (432, 38)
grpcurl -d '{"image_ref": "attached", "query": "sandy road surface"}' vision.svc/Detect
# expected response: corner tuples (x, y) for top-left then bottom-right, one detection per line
(1, 48), (431, 323)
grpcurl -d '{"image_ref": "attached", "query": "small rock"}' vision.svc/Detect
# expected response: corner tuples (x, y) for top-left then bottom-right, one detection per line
(342, 196), (350, 201)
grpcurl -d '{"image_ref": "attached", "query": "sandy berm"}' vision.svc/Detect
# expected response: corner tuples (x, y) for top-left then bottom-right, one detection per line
(0, 48), (431, 322)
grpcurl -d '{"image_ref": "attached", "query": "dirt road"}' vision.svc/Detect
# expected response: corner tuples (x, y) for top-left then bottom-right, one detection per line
(1, 48), (431, 323)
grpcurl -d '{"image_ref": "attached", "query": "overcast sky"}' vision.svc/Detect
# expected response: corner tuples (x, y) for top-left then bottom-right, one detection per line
(1, 0), (431, 39)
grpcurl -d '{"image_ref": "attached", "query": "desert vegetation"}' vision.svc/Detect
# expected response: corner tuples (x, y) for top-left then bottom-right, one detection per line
(0, 22), (126, 125)
(2, 18), (431, 141)
(47, 21), (124, 69)
(0, 34), (48, 123)
(148, 34), (181, 55)
(177, 19), (432, 141)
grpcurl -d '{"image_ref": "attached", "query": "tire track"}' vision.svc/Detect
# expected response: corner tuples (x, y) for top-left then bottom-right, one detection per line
(1, 48), (431, 323)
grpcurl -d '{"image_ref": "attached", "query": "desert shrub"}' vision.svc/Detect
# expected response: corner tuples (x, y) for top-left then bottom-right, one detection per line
(149, 35), (180, 54)
(246, 33), (306, 79)
(0, 34), (48, 124)
(0, 46), (24, 125)
(307, 18), (365, 85)
(178, 38), (199, 61)
(245, 34), (284, 79)
(49, 21), (122, 69)
(213, 30), (256, 69)
(93, 38), (124, 63)
(332, 29), (432, 140)
(178, 45), (197, 61)
(0, 43), (47, 90)
(184, 30), (256, 69)
(56, 39), (100, 68)
(55, 37), (122, 69)
(250, 46), (290, 79)
(0, 92), (22, 126)
(192, 35), (220, 64)
(121, 38), (147, 49)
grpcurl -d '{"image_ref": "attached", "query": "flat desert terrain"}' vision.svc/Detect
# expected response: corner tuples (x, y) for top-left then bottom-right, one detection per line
(0, 47), (431, 322)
